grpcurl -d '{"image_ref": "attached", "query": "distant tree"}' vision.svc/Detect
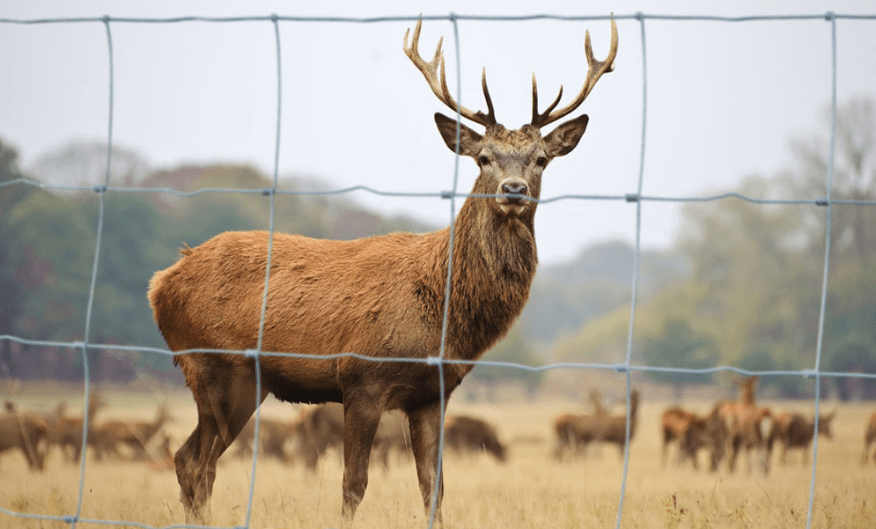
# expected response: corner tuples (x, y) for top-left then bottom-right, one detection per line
(468, 324), (544, 400)
(640, 319), (720, 400)
(777, 96), (876, 267)
(0, 138), (33, 377)
(28, 140), (151, 187)
(826, 333), (876, 401)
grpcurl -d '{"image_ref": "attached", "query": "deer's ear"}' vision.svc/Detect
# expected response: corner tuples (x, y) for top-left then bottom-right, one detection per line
(435, 113), (482, 157)
(543, 114), (589, 158)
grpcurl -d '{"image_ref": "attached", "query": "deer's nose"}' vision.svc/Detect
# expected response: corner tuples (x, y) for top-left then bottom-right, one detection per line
(501, 182), (528, 196)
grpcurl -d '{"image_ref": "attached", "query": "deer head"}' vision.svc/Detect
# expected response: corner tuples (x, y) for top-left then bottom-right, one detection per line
(403, 18), (618, 219)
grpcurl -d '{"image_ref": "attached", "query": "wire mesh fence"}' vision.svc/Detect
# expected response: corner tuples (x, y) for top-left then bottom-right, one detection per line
(1, 11), (875, 529)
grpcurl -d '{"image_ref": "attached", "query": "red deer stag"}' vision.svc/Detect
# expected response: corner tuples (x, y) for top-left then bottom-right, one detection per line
(767, 411), (835, 466)
(148, 17), (618, 525)
(716, 376), (772, 474)
(863, 411), (876, 464)
(0, 401), (50, 471)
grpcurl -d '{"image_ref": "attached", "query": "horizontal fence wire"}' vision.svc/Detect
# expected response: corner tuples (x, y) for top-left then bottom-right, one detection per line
(0, 10), (874, 529)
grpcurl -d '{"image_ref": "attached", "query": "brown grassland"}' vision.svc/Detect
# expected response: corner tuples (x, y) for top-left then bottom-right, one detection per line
(1, 386), (875, 529)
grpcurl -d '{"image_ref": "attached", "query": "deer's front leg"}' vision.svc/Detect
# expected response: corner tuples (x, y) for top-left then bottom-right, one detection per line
(341, 397), (382, 521)
(408, 401), (445, 526)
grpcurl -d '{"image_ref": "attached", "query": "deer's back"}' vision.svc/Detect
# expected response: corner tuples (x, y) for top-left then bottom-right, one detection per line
(148, 230), (451, 403)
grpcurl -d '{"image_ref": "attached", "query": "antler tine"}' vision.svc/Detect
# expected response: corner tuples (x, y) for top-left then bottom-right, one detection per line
(531, 73), (564, 125)
(481, 68), (497, 125)
(403, 18), (497, 127)
(531, 17), (618, 128)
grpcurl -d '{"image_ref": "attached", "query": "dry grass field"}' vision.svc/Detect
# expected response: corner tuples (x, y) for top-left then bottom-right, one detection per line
(2, 386), (875, 529)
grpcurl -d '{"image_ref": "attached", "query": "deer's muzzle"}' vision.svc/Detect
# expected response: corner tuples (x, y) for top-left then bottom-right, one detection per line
(496, 180), (529, 215)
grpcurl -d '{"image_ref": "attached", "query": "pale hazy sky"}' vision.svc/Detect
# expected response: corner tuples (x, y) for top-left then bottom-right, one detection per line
(1, 1), (874, 264)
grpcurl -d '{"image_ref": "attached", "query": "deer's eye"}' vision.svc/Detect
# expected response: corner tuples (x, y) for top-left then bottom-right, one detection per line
(478, 155), (491, 167)
(535, 156), (548, 167)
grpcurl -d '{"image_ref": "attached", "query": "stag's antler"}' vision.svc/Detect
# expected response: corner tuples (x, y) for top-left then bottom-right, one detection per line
(403, 18), (497, 127)
(531, 18), (619, 128)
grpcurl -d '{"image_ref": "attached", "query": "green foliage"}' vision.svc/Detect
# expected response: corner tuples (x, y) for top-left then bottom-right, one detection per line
(640, 319), (719, 393)
(469, 324), (544, 393)
(1, 138), (33, 375)
(522, 241), (688, 347)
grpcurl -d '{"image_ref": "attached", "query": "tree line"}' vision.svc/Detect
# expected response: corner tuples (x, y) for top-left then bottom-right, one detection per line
(1, 97), (874, 399)
(550, 97), (876, 400)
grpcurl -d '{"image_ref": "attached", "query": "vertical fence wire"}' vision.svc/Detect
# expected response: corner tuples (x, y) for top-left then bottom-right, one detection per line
(242, 14), (284, 529)
(805, 12), (839, 529)
(66, 15), (117, 529)
(0, 11), (874, 529)
(429, 12), (463, 529)
(614, 12), (649, 529)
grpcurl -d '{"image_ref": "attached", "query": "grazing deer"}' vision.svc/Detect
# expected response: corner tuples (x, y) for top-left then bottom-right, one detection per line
(92, 404), (172, 461)
(661, 405), (697, 467)
(444, 415), (507, 463)
(591, 389), (640, 456)
(662, 404), (726, 471)
(863, 411), (876, 464)
(554, 389), (638, 460)
(148, 17), (617, 525)
(716, 376), (772, 474)
(285, 404), (345, 471)
(47, 392), (107, 463)
(553, 390), (609, 460)
(767, 411), (835, 466)
(232, 415), (297, 462)
(285, 404), (411, 471)
(369, 411), (414, 471)
(0, 401), (50, 471)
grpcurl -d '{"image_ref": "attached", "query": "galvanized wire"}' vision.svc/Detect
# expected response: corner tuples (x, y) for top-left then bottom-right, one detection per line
(0, 11), (873, 529)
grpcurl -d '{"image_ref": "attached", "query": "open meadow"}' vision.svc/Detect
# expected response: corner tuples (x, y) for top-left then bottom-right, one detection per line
(2, 386), (875, 529)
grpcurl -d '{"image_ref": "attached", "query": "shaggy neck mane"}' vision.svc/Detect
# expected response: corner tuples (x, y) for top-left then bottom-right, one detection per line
(425, 195), (538, 364)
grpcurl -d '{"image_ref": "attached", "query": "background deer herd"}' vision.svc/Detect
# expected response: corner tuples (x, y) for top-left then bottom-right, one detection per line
(2, 376), (875, 478)
(2, 379), (876, 527)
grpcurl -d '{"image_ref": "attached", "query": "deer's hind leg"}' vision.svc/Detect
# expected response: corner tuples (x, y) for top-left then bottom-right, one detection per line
(175, 362), (267, 524)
